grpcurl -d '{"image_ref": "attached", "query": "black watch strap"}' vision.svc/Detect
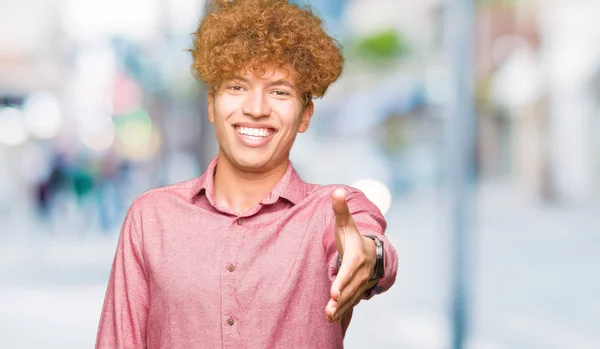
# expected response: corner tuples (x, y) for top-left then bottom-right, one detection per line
(336, 235), (385, 283)
(363, 235), (385, 282)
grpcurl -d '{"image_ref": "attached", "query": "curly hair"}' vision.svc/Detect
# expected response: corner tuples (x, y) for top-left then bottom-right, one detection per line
(190, 0), (344, 103)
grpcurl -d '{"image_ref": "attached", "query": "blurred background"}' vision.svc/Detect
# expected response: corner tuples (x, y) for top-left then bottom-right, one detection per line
(1, 0), (599, 348)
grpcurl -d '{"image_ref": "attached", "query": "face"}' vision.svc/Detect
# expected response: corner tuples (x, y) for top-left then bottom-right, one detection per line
(208, 64), (314, 174)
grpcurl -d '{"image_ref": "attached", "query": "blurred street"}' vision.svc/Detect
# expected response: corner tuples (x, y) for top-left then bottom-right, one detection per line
(2, 180), (598, 349)
(2, 0), (600, 348)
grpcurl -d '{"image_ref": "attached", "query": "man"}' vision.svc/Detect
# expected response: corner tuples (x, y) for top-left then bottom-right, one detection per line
(96, 0), (398, 348)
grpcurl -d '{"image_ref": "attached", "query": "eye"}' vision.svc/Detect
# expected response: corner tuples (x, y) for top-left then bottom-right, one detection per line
(271, 90), (290, 96)
(226, 85), (245, 92)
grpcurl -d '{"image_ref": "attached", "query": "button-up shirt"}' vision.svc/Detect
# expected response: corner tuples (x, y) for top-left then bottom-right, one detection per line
(96, 157), (398, 349)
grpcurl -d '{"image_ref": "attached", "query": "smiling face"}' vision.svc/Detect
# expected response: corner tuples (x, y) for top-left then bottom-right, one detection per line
(208, 64), (314, 174)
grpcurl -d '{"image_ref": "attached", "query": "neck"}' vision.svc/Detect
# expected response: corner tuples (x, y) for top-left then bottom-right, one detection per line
(213, 152), (289, 215)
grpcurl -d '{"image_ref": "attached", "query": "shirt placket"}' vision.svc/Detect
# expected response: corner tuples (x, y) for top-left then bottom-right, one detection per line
(221, 216), (245, 348)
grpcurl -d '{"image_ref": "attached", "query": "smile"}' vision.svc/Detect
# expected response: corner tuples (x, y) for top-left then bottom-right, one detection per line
(234, 126), (275, 138)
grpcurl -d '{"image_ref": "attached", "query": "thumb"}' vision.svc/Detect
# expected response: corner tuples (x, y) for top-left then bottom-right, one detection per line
(332, 188), (351, 228)
(332, 188), (352, 257)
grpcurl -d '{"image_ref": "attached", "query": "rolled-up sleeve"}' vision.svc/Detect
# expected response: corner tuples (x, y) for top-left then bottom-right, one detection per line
(96, 203), (149, 349)
(323, 188), (399, 300)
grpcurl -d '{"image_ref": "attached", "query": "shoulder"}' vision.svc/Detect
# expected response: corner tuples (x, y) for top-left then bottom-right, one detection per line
(302, 183), (386, 234)
(305, 183), (380, 216)
(129, 177), (198, 212)
(305, 183), (371, 202)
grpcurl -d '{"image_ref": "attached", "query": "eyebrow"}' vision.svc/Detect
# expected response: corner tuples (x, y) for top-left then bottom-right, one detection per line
(230, 76), (296, 90)
(269, 80), (296, 90)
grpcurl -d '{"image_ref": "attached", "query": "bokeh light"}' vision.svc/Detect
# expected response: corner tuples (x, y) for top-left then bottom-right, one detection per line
(22, 92), (63, 139)
(0, 107), (29, 146)
(350, 178), (393, 215)
(78, 110), (117, 151)
(114, 108), (160, 160)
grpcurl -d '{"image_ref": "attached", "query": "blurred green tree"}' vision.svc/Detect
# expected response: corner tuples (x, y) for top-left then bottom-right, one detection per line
(350, 29), (409, 63)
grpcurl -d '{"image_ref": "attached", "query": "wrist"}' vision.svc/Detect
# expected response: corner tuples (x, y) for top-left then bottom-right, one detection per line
(362, 236), (377, 279)
(363, 235), (385, 283)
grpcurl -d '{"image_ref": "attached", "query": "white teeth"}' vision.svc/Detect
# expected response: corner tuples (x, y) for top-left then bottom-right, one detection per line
(236, 126), (273, 138)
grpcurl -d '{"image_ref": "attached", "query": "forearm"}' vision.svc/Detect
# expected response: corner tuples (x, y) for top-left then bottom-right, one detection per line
(357, 227), (398, 299)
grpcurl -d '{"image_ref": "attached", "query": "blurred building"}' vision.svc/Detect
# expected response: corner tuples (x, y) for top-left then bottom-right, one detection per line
(475, 0), (600, 203)
(1, 1), (600, 348)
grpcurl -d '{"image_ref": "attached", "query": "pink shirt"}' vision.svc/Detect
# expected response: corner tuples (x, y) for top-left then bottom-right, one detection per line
(96, 157), (398, 349)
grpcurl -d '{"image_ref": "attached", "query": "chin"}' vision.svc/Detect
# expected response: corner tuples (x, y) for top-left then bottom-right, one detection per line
(231, 154), (274, 173)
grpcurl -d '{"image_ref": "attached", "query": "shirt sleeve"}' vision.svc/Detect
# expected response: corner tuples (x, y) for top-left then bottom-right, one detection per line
(96, 203), (149, 349)
(323, 187), (399, 300)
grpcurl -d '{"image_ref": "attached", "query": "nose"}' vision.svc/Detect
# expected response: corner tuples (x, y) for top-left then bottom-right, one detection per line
(241, 90), (271, 118)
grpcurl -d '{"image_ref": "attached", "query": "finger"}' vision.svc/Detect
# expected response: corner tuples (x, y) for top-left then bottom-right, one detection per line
(330, 282), (342, 302)
(333, 292), (363, 322)
(325, 298), (338, 322)
(331, 286), (355, 318)
(331, 267), (362, 312)
(331, 258), (357, 302)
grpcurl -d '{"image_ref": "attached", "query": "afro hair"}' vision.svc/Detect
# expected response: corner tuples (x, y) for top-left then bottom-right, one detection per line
(191, 0), (344, 103)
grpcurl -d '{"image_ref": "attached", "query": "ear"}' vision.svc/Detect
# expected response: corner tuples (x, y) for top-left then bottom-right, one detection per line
(297, 101), (314, 133)
(207, 92), (215, 124)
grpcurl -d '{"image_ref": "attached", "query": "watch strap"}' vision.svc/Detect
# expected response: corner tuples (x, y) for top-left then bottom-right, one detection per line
(335, 235), (385, 283)
(363, 235), (385, 282)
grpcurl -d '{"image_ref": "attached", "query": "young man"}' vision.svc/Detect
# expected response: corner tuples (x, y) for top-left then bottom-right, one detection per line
(96, 0), (398, 348)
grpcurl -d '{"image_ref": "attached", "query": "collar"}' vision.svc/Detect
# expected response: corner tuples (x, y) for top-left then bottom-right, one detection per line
(189, 156), (306, 206)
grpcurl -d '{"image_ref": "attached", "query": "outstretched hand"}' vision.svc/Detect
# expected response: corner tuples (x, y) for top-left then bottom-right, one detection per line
(325, 188), (378, 323)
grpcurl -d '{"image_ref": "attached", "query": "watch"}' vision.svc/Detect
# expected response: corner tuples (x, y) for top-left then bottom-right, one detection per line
(336, 235), (385, 283)
(364, 235), (385, 282)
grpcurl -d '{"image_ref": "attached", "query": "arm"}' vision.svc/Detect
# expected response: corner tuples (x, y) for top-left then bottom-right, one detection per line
(96, 203), (149, 349)
(350, 202), (398, 300)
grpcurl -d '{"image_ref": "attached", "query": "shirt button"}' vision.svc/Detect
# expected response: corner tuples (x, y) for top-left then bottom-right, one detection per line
(227, 264), (235, 272)
(237, 219), (244, 226)
(227, 317), (235, 326)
